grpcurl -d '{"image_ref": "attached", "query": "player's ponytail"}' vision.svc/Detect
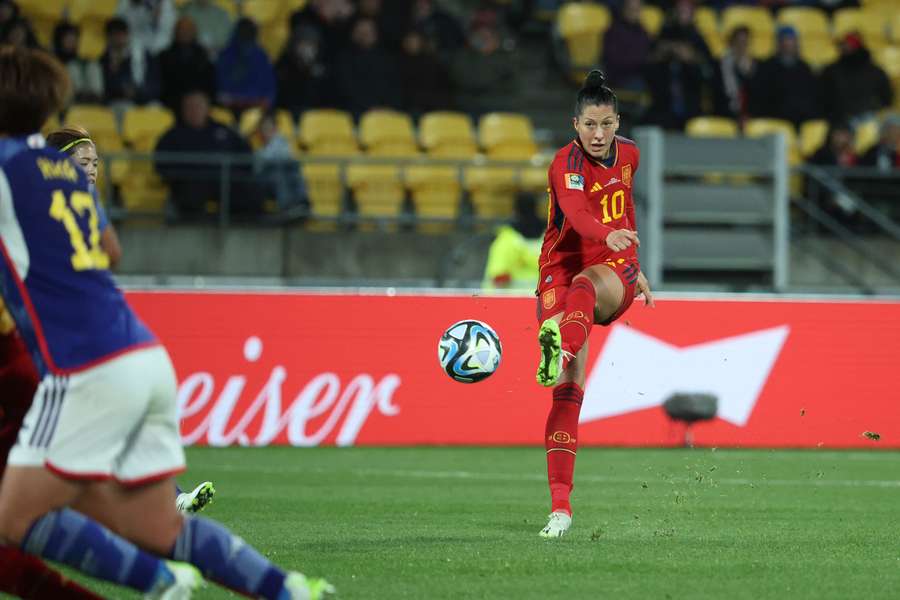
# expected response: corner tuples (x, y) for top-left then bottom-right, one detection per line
(575, 69), (618, 117)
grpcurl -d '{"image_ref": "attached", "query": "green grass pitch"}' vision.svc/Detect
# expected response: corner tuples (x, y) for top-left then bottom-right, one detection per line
(40, 446), (900, 599)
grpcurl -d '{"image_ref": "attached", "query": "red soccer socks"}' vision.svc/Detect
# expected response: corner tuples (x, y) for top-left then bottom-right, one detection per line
(545, 382), (584, 516)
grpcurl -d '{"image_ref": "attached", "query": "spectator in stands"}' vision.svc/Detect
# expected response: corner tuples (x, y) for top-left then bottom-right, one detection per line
(275, 25), (331, 119)
(1, 17), (40, 49)
(859, 115), (900, 171)
(450, 25), (516, 118)
(642, 0), (709, 130)
(290, 0), (356, 65)
(179, 0), (233, 57)
(100, 17), (161, 110)
(602, 0), (651, 93)
(159, 16), (215, 112)
(154, 89), (258, 218)
(749, 26), (820, 129)
(215, 18), (276, 115)
(411, 0), (466, 62)
(810, 122), (857, 167)
(0, 0), (17, 38)
(821, 33), (893, 124)
(399, 29), (450, 116)
(252, 110), (308, 215)
(712, 26), (755, 122)
(336, 18), (401, 117)
(53, 22), (104, 104)
(116, 0), (177, 55)
(358, 0), (407, 51)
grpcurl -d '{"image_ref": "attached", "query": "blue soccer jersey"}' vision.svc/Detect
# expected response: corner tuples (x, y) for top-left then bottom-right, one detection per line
(0, 134), (155, 376)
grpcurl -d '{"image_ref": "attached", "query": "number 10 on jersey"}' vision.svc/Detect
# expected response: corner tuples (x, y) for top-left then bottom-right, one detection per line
(49, 189), (109, 271)
(599, 189), (625, 224)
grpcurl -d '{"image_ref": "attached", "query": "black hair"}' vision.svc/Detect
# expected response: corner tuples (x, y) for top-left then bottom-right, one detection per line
(574, 70), (617, 118)
(105, 17), (128, 36)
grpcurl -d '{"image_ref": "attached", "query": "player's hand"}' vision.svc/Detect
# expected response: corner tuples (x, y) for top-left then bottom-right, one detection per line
(635, 271), (655, 307)
(605, 229), (640, 252)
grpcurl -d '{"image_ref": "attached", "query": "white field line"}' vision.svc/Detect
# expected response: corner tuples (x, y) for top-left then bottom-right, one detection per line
(202, 463), (900, 489)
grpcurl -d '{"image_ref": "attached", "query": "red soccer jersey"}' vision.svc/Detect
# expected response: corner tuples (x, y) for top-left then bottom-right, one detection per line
(538, 136), (640, 277)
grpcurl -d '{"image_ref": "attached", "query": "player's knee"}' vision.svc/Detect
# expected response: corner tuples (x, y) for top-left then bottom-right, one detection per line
(132, 511), (183, 555)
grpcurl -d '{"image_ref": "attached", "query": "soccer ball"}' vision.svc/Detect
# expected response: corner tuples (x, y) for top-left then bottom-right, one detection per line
(438, 319), (502, 383)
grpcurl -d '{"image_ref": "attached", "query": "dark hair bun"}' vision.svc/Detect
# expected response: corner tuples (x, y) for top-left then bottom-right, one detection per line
(583, 69), (606, 91)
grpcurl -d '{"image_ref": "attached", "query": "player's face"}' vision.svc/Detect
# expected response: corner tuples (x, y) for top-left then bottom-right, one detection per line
(71, 143), (99, 186)
(574, 104), (619, 159)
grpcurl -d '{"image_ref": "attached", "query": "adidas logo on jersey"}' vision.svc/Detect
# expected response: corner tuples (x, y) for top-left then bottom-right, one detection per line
(590, 182), (602, 193)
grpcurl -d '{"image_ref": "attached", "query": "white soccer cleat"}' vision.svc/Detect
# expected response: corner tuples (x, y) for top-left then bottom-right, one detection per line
(284, 571), (336, 600)
(539, 511), (572, 538)
(145, 561), (204, 600)
(176, 481), (216, 515)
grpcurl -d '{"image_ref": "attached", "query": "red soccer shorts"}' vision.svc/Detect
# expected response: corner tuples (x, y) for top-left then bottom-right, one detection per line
(0, 331), (39, 474)
(536, 256), (639, 326)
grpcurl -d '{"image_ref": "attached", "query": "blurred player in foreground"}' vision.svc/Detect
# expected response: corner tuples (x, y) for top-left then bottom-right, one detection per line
(534, 70), (654, 538)
(0, 46), (333, 599)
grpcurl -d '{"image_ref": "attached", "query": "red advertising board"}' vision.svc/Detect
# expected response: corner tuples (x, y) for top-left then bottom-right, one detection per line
(126, 291), (900, 449)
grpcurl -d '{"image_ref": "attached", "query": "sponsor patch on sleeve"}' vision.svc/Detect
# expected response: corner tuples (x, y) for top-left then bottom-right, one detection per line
(565, 173), (585, 191)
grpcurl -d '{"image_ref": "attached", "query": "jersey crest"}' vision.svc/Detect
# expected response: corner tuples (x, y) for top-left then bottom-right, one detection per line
(622, 164), (632, 187)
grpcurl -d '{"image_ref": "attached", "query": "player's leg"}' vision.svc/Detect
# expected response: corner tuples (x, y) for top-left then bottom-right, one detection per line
(0, 545), (105, 600)
(175, 480), (216, 514)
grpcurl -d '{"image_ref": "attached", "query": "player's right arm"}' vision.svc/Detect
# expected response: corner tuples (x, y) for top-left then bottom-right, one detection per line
(549, 159), (638, 252)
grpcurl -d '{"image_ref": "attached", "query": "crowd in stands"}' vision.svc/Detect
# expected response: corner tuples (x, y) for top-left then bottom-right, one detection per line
(0, 0), (896, 222)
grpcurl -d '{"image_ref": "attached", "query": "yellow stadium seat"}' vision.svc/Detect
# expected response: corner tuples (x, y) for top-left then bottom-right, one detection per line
(464, 166), (517, 220)
(873, 45), (900, 80)
(832, 8), (888, 50)
(694, 7), (718, 39)
(209, 106), (236, 126)
(77, 24), (106, 61)
(119, 160), (169, 214)
(260, 21), (290, 61)
(478, 112), (538, 160)
(69, 0), (118, 23)
(405, 165), (462, 229)
(359, 110), (419, 157)
(520, 166), (548, 192)
(557, 3), (611, 71)
(723, 6), (775, 58)
(777, 7), (829, 39)
(639, 5), (664, 36)
(854, 119), (881, 154)
(800, 37), (838, 70)
(419, 111), (478, 159)
(301, 162), (344, 222)
(64, 104), (122, 152)
(346, 164), (406, 220)
(892, 13), (900, 44)
(123, 106), (176, 152)
(744, 118), (800, 164)
(241, 0), (284, 25)
(799, 119), (828, 158)
(298, 109), (358, 156)
(238, 107), (296, 145)
(41, 113), (61, 138)
(685, 116), (739, 138)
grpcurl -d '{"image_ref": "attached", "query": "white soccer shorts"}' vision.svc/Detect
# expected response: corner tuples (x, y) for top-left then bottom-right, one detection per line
(8, 345), (186, 485)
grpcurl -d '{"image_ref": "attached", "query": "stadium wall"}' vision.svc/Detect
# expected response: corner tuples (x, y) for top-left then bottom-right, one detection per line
(126, 290), (900, 449)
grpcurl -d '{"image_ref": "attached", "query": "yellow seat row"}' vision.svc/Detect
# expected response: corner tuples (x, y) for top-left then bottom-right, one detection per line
(685, 116), (884, 164)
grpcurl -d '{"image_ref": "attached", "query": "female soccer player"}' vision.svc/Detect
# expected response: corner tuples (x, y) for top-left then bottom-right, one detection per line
(0, 47), (333, 599)
(534, 70), (655, 538)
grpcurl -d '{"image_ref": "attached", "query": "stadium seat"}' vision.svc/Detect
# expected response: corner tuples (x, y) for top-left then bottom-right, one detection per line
(64, 104), (122, 153)
(800, 37), (838, 70)
(404, 165), (462, 229)
(685, 116), (739, 138)
(464, 166), (518, 220)
(556, 3), (611, 75)
(419, 111), (478, 159)
(241, 0), (284, 25)
(799, 119), (828, 158)
(722, 6), (775, 58)
(77, 24), (106, 61)
(119, 171), (169, 214)
(854, 119), (881, 154)
(346, 164), (406, 221)
(238, 107), (296, 149)
(744, 118), (800, 164)
(832, 8), (888, 50)
(478, 112), (538, 160)
(359, 110), (420, 157)
(518, 166), (550, 221)
(298, 109), (358, 156)
(694, 7), (724, 57)
(873, 46), (900, 109)
(18, 0), (66, 47)
(69, 0), (118, 24)
(302, 162), (344, 224)
(209, 106), (236, 126)
(892, 13), (900, 44)
(776, 7), (830, 39)
(639, 5), (664, 36)
(260, 21), (290, 61)
(122, 106), (175, 151)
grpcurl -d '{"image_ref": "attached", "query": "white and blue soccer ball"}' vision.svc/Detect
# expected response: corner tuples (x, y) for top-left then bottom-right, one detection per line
(438, 319), (502, 383)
